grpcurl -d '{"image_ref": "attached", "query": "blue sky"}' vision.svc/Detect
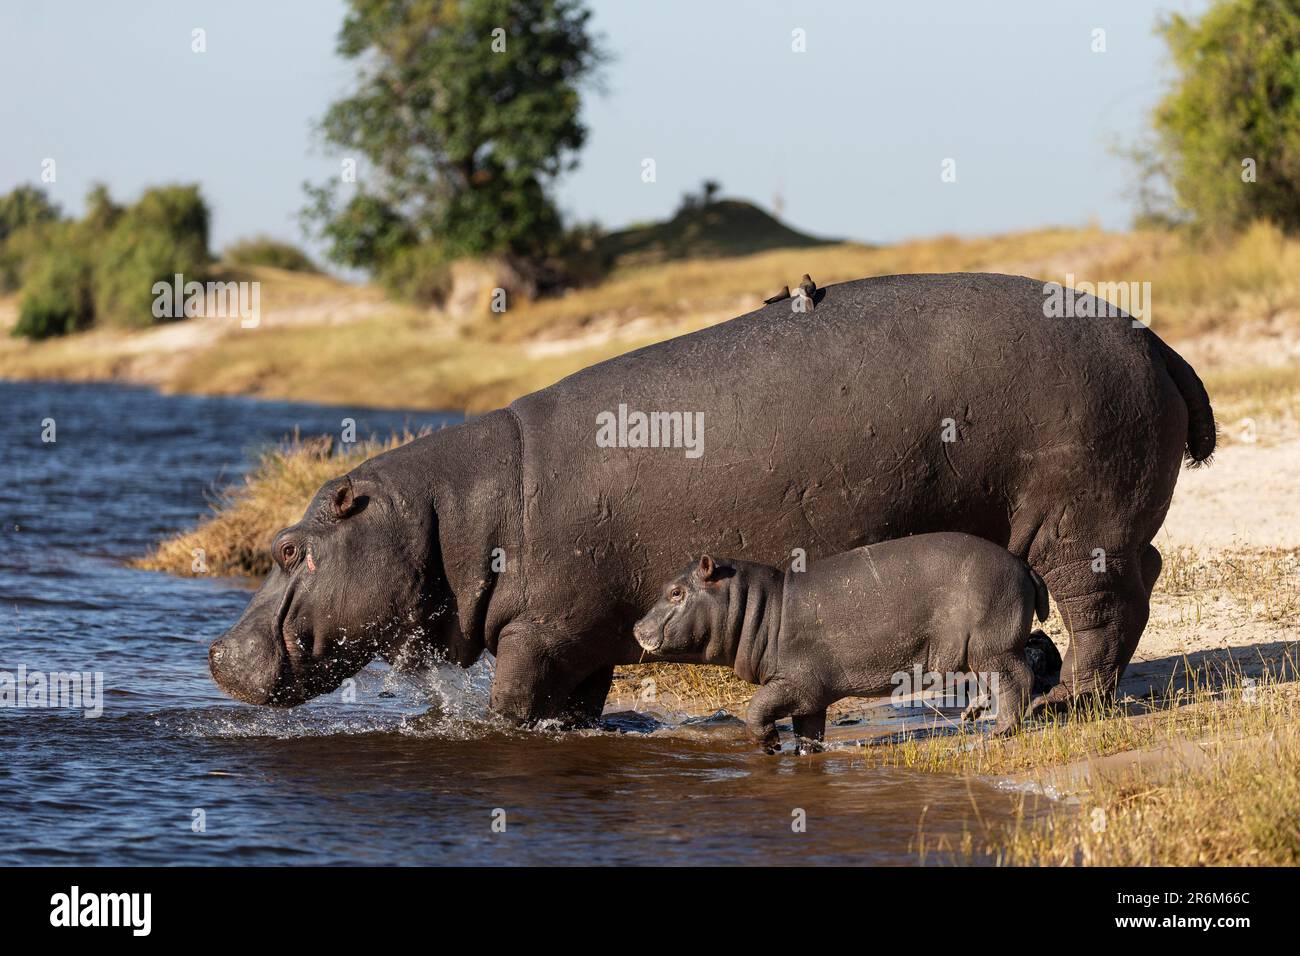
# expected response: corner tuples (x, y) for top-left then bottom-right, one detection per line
(0, 0), (1209, 256)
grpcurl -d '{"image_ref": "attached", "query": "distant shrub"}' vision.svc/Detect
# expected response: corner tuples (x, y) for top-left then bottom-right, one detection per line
(7, 183), (214, 339)
(223, 236), (319, 273)
(82, 182), (124, 236)
(92, 185), (212, 329)
(12, 236), (94, 339)
(0, 184), (61, 244)
(0, 185), (62, 293)
(0, 221), (54, 294)
(379, 243), (452, 304)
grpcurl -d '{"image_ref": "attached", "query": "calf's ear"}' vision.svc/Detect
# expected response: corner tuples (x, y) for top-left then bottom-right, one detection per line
(696, 554), (717, 581)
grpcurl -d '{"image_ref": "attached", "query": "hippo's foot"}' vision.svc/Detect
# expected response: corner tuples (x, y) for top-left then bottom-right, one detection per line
(555, 710), (604, 731)
(793, 735), (824, 756)
(1025, 630), (1063, 695)
(960, 693), (992, 724)
(1027, 682), (1117, 721)
(991, 721), (1023, 739)
(1026, 693), (1060, 720)
(754, 723), (780, 754)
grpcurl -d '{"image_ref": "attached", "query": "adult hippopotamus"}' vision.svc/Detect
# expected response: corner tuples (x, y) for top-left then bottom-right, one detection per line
(209, 272), (1215, 722)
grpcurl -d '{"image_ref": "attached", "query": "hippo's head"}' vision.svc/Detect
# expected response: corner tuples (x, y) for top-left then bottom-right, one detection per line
(633, 554), (735, 660)
(209, 466), (457, 706)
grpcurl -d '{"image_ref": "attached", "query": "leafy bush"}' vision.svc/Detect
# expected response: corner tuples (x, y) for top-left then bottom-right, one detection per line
(92, 185), (211, 329)
(0, 185), (62, 293)
(0, 184), (61, 244)
(1, 220), (53, 294)
(223, 236), (319, 273)
(11, 235), (94, 339)
(378, 243), (452, 305)
(302, 186), (414, 271)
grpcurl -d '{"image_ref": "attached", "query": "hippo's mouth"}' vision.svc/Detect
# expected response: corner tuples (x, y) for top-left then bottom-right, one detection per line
(209, 580), (322, 708)
(275, 581), (309, 661)
(634, 613), (671, 654)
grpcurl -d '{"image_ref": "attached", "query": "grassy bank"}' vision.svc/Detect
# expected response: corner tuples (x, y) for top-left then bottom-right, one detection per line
(912, 660), (1300, 865)
(6, 222), (1300, 413)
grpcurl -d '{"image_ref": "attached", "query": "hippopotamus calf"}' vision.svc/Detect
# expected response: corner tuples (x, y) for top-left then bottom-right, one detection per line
(634, 533), (1050, 751)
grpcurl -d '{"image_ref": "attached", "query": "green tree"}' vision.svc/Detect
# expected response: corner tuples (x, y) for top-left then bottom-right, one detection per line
(1151, 0), (1300, 231)
(305, 0), (604, 271)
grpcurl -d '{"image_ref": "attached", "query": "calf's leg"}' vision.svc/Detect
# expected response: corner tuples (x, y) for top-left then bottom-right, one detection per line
(745, 681), (799, 754)
(791, 710), (827, 754)
(990, 653), (1033, 736)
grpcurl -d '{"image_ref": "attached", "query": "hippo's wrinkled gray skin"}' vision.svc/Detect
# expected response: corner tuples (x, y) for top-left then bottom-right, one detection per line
(209, 273), (1214, 722)
(634, 535), (1049, 750)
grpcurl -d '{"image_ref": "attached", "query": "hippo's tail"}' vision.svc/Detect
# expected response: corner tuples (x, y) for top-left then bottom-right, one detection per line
(1151, 332), (1217, 467)
(1027, 567), (1050, 623)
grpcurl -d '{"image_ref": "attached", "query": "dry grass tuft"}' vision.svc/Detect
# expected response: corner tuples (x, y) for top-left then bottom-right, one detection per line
(610, 662), (753, 712)
(132, 431), (424, 577)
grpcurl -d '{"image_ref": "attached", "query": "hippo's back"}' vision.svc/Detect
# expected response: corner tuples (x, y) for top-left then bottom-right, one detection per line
(508, 272), (1184, 624)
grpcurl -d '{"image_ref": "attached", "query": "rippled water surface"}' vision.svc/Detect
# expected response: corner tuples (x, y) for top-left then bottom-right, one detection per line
(1, 381), (1040, 865)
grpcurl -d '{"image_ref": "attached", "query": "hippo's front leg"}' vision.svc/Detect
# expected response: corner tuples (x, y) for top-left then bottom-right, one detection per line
(745, 681), (798, 754)
(562, 665), (614, 726)
(490, 624), (592, 725)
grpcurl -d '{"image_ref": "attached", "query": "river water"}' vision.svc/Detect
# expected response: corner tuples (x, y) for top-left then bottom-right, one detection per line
(0, 381), (1042, 865)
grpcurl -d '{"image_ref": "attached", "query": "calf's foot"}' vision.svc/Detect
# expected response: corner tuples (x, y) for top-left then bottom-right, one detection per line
(745, 681), (799, 755)
(991, 655), (1034, 737)
(792, 710), (827, 754)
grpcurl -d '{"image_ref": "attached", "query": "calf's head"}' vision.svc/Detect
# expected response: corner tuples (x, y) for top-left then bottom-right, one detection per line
(209, 467), (450, 706)
(633, 554), (734, 661)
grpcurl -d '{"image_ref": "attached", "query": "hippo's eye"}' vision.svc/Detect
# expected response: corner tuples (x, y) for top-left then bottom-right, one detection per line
(669, 585), (685, 603)
(277, 540), (301, 568)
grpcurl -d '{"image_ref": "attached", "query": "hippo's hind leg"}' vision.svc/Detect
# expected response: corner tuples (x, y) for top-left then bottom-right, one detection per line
(791, 710), (827, 754)
(562, 665), (614, 726)
(990, 653), (1033, 737)
(1140, 544), (1163, 604)
(1034, 550), (1151, 712)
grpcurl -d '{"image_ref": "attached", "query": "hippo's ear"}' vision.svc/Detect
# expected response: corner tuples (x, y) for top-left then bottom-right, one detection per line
(696, 554), (718, 582)
(330, 477), (365, 519)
